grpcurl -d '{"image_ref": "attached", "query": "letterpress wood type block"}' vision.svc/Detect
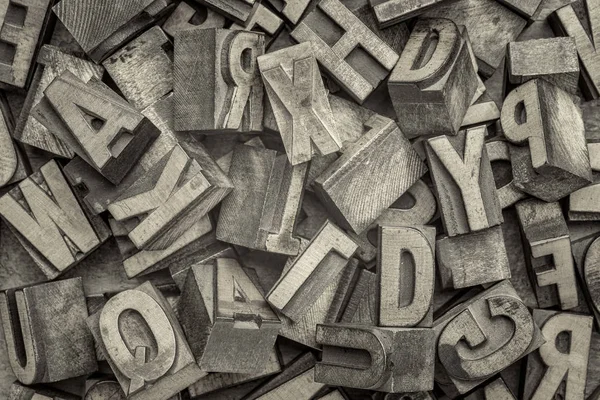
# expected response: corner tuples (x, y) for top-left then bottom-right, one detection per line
(87, 282), (202, 399)
(107, 143), (232, 250)
(254, 367), (325, 399)
(497, 0), (543, 17)
(378, 225), (435, 327)
(370, 0), (449, 28)
(264, 0), (309, 25)
(103, 26), (172, 110)
(217, 144), (307, 255)
(523, 310), (593, 400)
(314, 115), (427, 234)
(584, 236), (600, 318)
(426, 126), (502, 236)
(193, 0), (257, 24)
(486, 140), (527, 209)
(315, 324), (435, 392)
(53, 0), (173, 62)
(437, 226), (511, 289)
(231, 4), (284, 47)
(502, 79), (592, 201)
(569, 182), (600, 220)
(8, 382), (79, 400)
(0, 0), (53, 88)
(339, 268), (377, 325)
(516, 198), (579, 309)
(258, 43), (342, 165)
(0, 100), (21, 188)
(462, 94), (501, 128)
(422, 0), (526, 77)
(267, 220), (357, 321)
(290, 0), (399, 103)
(389, 18), (478, 139)
(84, 380), (126, 400)
(174, 28), (264, 132)
(162, 1), (226, 37)
(39, 71), (160, 185)
(464, 378), (516, 400)
(14, 45), (104, 158)
(550, 0), (600, 99)
(0, 278), (97, 385)
(434, 281), (544, 395)
(507, 38), (579, 94)
(0, 160), (109, 280)
(178, 258), (281, 374)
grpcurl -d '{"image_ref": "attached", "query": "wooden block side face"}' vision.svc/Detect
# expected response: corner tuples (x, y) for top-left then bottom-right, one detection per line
(0, 160), (104, 279)
(584, 236), (600, 315)
(0, 278), (97, 385)
(264, 0), (310, 25)
(371, 0), (446, 28)
(433, 281), (544, 395)
(162, 2), (226, 37)
(523, 311), (593, 400)
(290, 0), (399, 103)
(0, 0), (52, 88)
(486, 140), (527, 209)
(89, 282), (201, 399)
(378, 225), (435, 327)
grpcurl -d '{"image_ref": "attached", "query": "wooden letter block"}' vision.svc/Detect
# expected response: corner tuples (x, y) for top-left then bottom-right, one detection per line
(107, 144), (232, 250)
(370, 0), (448, 28)
(523, 311), (593, 400)
(231, 4), (284, 47)
(434, 281), (544, 395)
(464, 378), (516, 400)
(41, 71), (160, 185)
(178, 258), (281, 374)
(497, 0), (543, 18)
(267, 220), (358, 321)
(264, 0), (309, 25)
(378, 225), (435, 327)
(569, 182), (600, 221)
(550, 0), (600, 99)
(0, 100), (19, 187)
(516, 199), (579, 309)
(0, 0), (52, 88)
(162, 1), (225, 37)
(8, 382), (78, 400)
(193, 0), (258, 24)
(315, 324), (435, 392)
(290, 0), (399, 103)
(584, 236), (600, 317)
(174, 28), (264, 132)
(437, 226), (511, 289)
(0, 160), (109, 279)
(502, 79), (592, 201)
(217, 144), (307, 255)
(507, 38), (579, 94)
(0, 278), (97, 384)
(486, 140), (527, 209)
(426, 126), (502, 236)
(389, 18), (478, 139)
(314, 115), (427, 234)
(103, 26), (173, 110)
(87, 282), (203, 400)
(258, 42), (341, 165)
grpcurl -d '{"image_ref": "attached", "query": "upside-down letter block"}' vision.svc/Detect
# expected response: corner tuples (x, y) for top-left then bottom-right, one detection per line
(0, 278), (97, 384)
(314, 115), (427, 234)
(217, 144), (307, 255)
(257, 42), (341, 166)
(87, 282), (203, 400)
(550, 0), (600, 99)
(179, 258), (281, 374)
(516, 199), (579, 310)
(290, 0), (399, 104)
(369, 0), (448, 28)
(523, 311), (593, 400)
(507, 38), (579, 95)
(14, 45), (104, 158)
(434, 281), (544, 395)
(315, 324), (435, 392)
(389, 18), (478, 139)
(267, 220), (358, 321)
(378, 225), (435, 327)
(39, 71), (160, 184)
(174, 28), (264, 132)
(107, 144), (232, 250)
(501, 79), (592, 201)
(0, 160), (109, 279)
(426, 125), (502, 237)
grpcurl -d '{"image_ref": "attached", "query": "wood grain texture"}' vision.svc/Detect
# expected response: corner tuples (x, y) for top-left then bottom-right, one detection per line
(103, 26), (172, 110)
(0, 278), (97, 385)
(0, 0), (53, 88)
(258, 42), (341, 165)
(162, 1), (225, 37)
(550, 0), (600, 99)
(14, 45), (104, 158)
(370, 0), (449, 27)
(389, 18), (478, 139)
(87, 282), (202, 400)
(569, 182), (600, 220)
(314, 115), (427, 234)
(290, 0), (399, 103)
(339, 268), (377, 325)
(497, 0), (543, 17)
(422, 0), (526, 77)
(173, 28), (264, 132)
(426, 126), (502, 236)
(0, 98), (18, 187)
